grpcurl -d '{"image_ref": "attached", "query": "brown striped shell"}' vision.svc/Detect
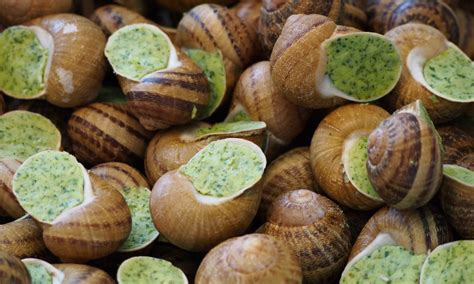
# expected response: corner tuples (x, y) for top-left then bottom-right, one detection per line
(175, 4), (256, 91)
(310, 104), (390, 210)
(150, 169), (261, 252)
(440, 167), (474, 239)
(54, 264), (114, 284)
(144, 122), (266, 185)
(349, 206), (452, 260)
(270, 14), (345, 109)
(454, 6), (474, 58)
(0, 252), (30, 284)
(90, 162), (149, 191)
(342, 0), (368, 30)
(67, 102), (153, 167)
(0, 217), (48, 259)
(125, 53), (210, 131)
(256, 147), (320, 221)
(230, 0), (261, 40)
(438, 125), (474, 170)
(195, 234), (303, 283)
(0, 0), (73, 26)
(27, 14), (106, 107)
(229, 61), (311, 159)
(258, 190), (351, 283)
(0, 159), (24, 219)
(367, 103), (444, 209)
(42, 174), (132, 263)
(383, 23), (468, 123)
(366, 0), (460, 44)
(258, 0), (343, 56)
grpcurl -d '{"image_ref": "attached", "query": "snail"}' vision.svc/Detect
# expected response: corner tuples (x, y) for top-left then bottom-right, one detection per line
(154, 0), (236, 13)
(22, 258), (64, 284)
(437, 124), (473, 169)
(11, 150), (132, 262)
(0, 216), (48, 259)
(310, 104), (390, 210)
(226, 61), (311, 159)
(90, 162), (159, 252)
(440, 164), (474, 239)
(0, 252), (31, 284)
(117, 256), (188, 284)
(258, 190), (351, 283)
(55, 263), (115, 284)
(258, 0), (344, 56)
(0, 159), (24, 218)
(0, 14), (106, 107)
(150, 138), (266, 252)
(367, 100), (443, 209)
(0, 110), (61, 162)
(0, 0), (73, 26)
(195, 233), (302, 283)
(67, 102), (153, 167)
(145, 121), (266, 185)
(384, 23), (473, 123)
(256, 147), (320, 220)
(365, 0), (461, 44)
(270, 14), (402, 109)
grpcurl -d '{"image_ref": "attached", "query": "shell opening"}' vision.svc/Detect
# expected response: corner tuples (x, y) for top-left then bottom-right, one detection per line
(192, 121), (266, 140)
(105, 23), (181, 82)
(22, 258), (64, 284)
(117, 256), (188, 284)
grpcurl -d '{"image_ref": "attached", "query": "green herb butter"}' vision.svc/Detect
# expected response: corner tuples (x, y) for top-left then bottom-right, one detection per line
(195, 121), (265, 138)
(181, 140), (264, 198)
(325, 34), (401, 101)
(12, 151), (84, 223)
(421, 241), (474, 284)
(443, 165), (474, 185)
(119, 187), (159, 251)
(118, 257), (186, 284)
(344, 136), (381, 199)
(25, 262), (53, 284)
(0, 111), (60, 161)
(423, 47), (474, 102)
(341, 246), (426, 284)
(105, 24), (171, 81)
(0, 26), (49, 98)
(183, 48), (226, 117)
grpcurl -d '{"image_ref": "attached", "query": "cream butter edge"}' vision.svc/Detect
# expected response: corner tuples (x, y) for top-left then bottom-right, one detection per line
(193, 121), (267, 140)
(0, 26), (55, 99)
(105, 23), (181, 82)
(178, 138), (267, 206)
(117, 256), (188, 284)
(407, 41), (474, 103)
(12, 151), (94, 226)
(316, 32), (402, 102)
(22, 258), (65, 284)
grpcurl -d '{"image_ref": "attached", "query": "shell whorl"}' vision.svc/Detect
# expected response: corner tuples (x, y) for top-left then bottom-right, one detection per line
(0, 159), (24, 218)
(0, 0), (73, 26)
(90, 162), (149, 191)
(0, 217), (48, 259)
(54, 264), (115, 284)
(0, 251), (30, 284)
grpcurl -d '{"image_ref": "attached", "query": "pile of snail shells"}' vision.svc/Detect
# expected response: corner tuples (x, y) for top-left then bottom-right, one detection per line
(0, 0), (473, 283)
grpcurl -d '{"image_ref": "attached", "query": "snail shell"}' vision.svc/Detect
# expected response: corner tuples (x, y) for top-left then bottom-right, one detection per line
(310, 104), (390, 210)
(342, 0), (368, 30)
(67, 102), (153, 167)
(0, 252), (30, 284)
(258, 190), (351, 283)
(154, 0), (236, 13)
(230, 0), (261, 39)
(0, 217), (48, 259)
(195, 233), (303, 283)
(54, 263), (115, 284)
(367, 102), (444, 209)
(0, 159), (24, 218)
(27, 14), (106, 107)
(454, 6), (474, 58)
(0, 0), (73, 26)
(258, 0), (343, 56)
(437, 125), (473, 169)
(349, 205), (452, 260)
(90, 162), (149, 191)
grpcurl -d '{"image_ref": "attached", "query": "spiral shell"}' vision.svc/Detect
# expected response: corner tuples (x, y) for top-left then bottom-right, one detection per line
(0, 252), (30, 284)
(55, 264), (115, 284)
(258, 190), (351, 283)
(349, 205), (452, 260)
(90, 162), (149, 191)
(0, 217), (48, 259)
(67, 102), (153, 167)
(0, 159), (24, 218)
(195, 234), (302, 283)
(310, 104), (390, 210)
(367, 103), (443, 209)
(438, 125), (474, 170)
(0, 0), (73, 26)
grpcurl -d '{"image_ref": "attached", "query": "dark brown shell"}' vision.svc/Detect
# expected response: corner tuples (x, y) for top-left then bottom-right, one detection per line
(0, 0), (73, 26)
(349, 206), (452, 260)
(54, 263), (115, 284)
(0, 94), (5, 115)
(258, 0), (343, 56)
(0, 159), (24, 218)
(258, 190), (351, 283)
(438, 125), (474, 170)
(0, 217), (48, 259)
(154, 0), (236, 13)
(0, 252), (30, 284)
(342, 0), (368, 30)
(67, 102), (153, 167)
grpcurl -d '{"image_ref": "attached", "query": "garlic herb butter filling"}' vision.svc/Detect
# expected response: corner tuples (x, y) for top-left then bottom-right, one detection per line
(0, 111), (61, 161)
(118, 257), (187, 284)
(0, 26), (49, 98)
(105, 24), (174, 81)
(25, 262), (53, 284)
(324, 34), (401, 101)
(423, 47), (474, 102)
(194, 121), (265, 138)
(341, 246), (426, 284)
(180, 140), (265, 198)
(12, 151), (84, 223)
(443, 165), (474, 185)
(119, 186), (159, 251)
